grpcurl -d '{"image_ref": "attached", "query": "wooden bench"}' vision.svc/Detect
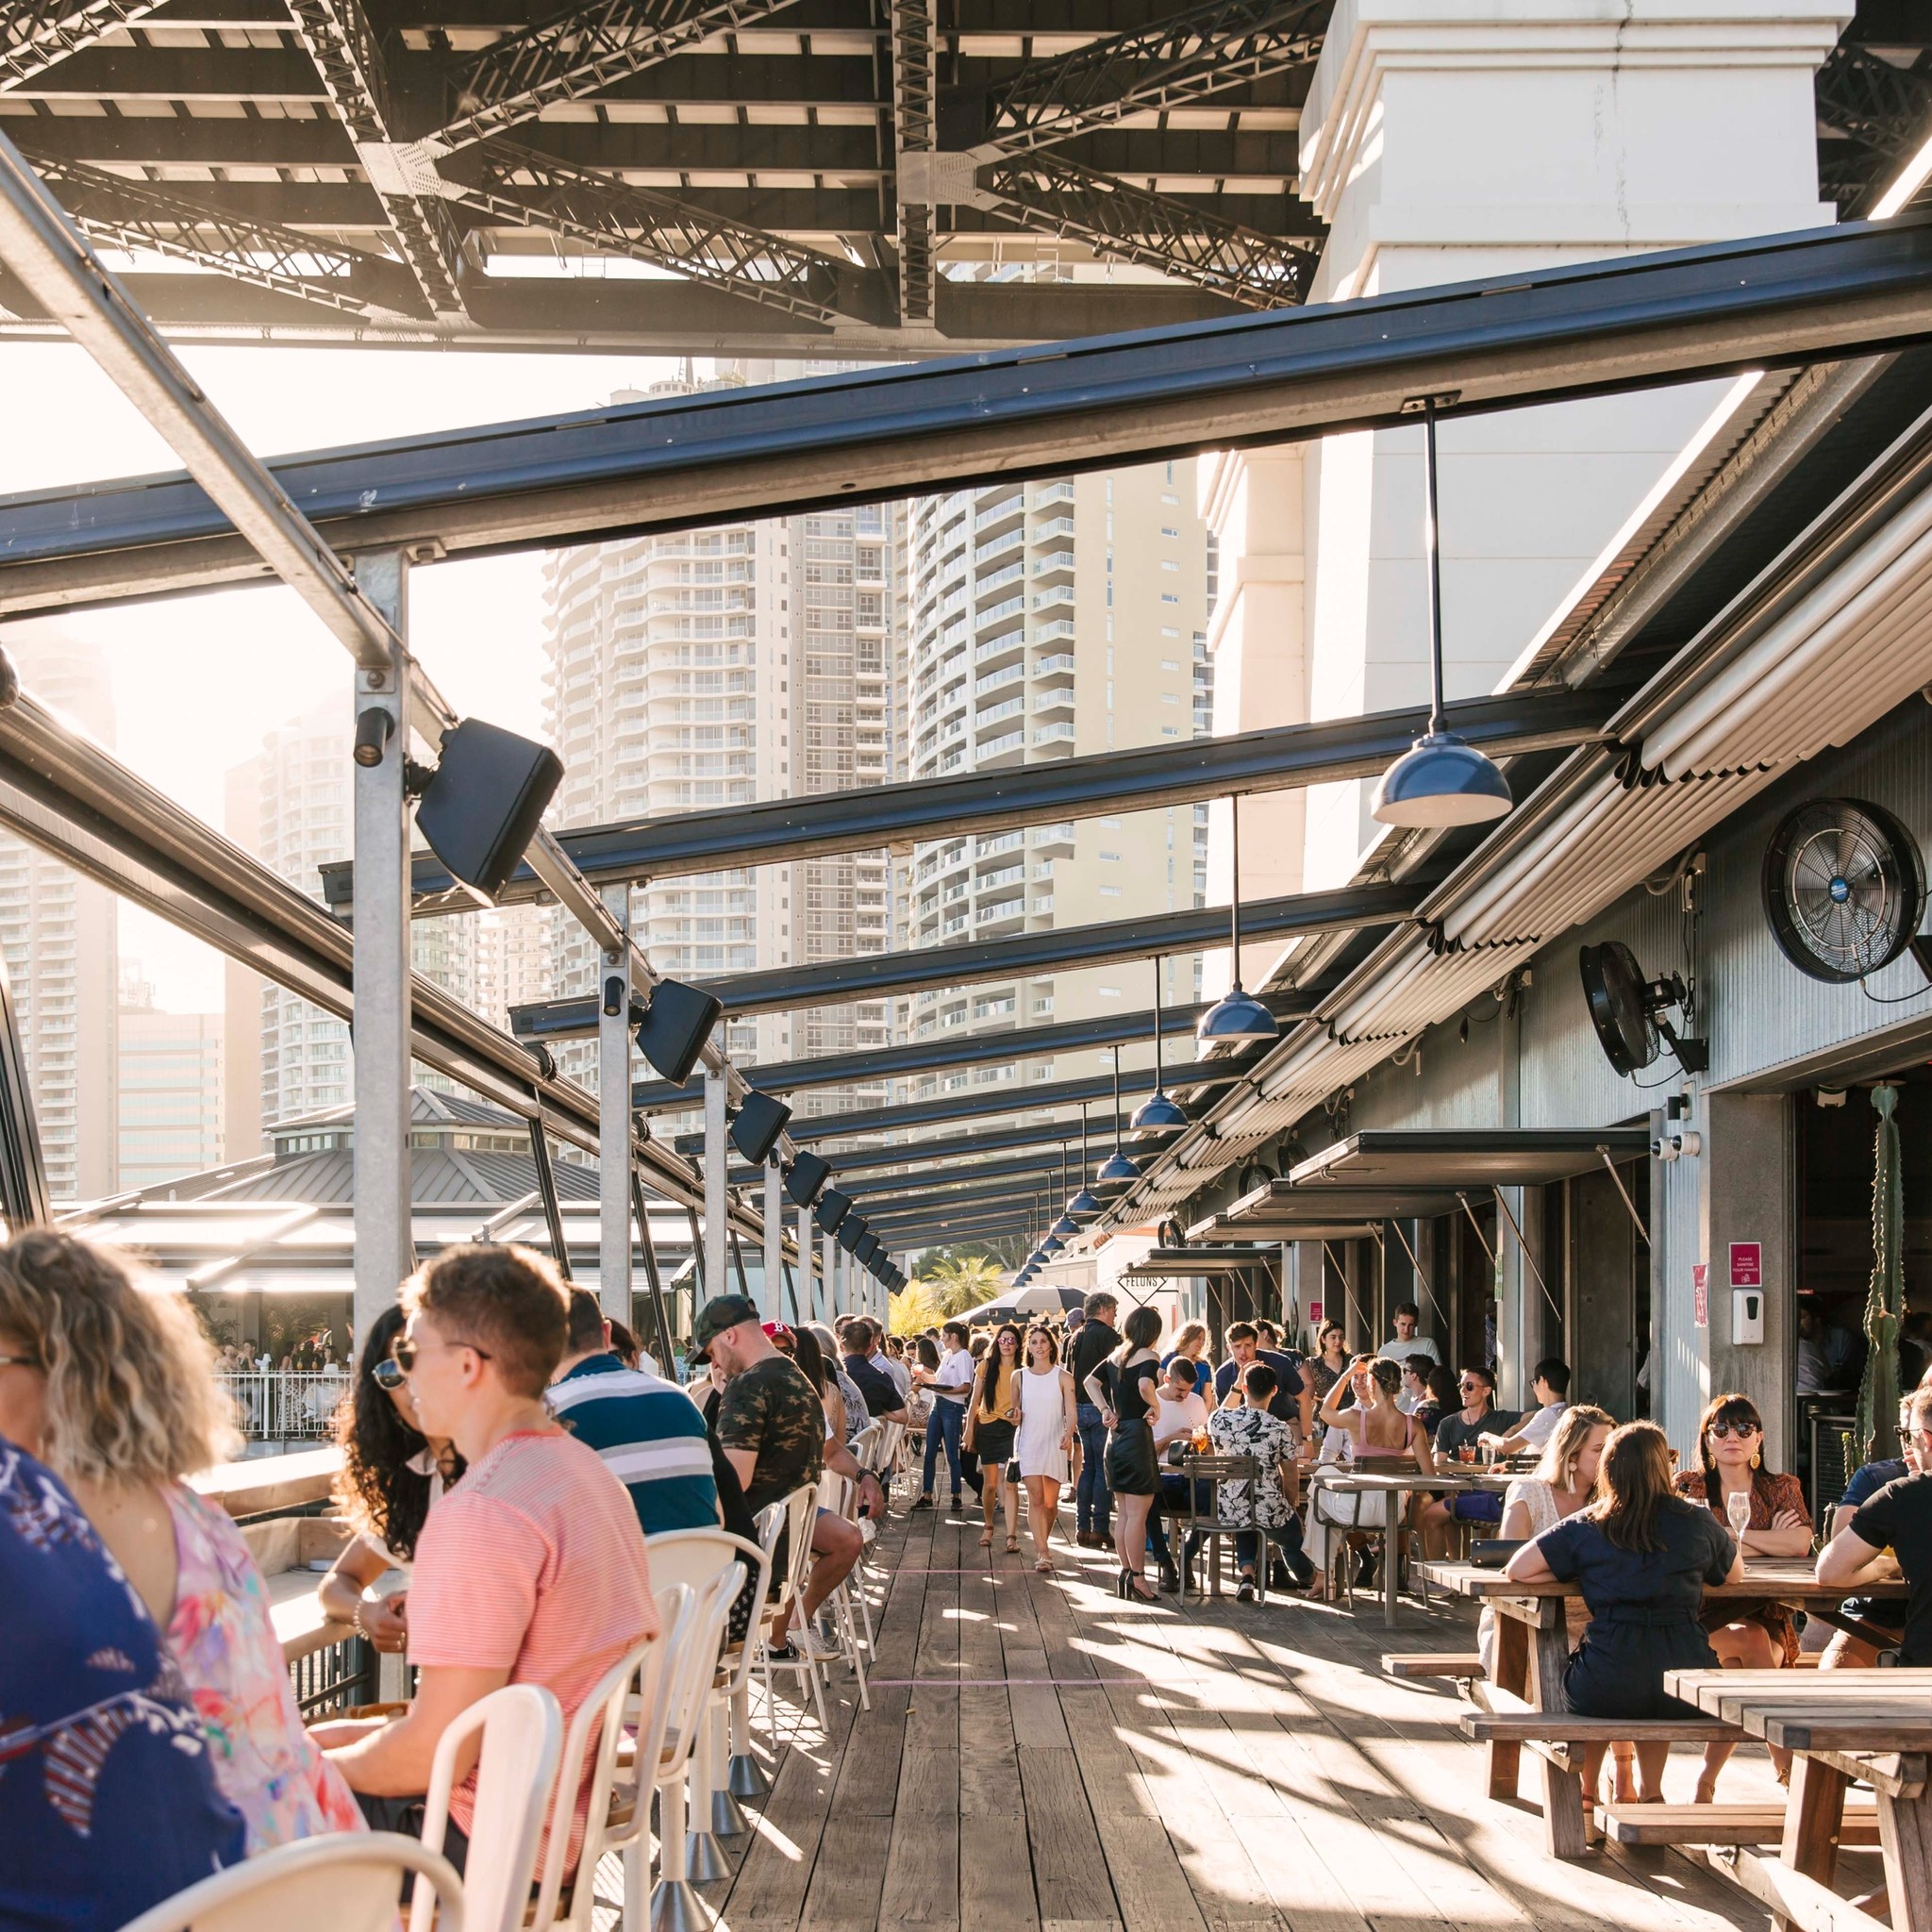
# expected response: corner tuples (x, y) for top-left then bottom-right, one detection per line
(1383, 1651), (1485, 1683)
(1599, 1799), (1879, 1847)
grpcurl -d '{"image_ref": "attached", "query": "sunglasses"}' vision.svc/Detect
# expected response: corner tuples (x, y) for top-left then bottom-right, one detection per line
(1457, 1377), (1485, 1390)
(1707, 1418), (1761, 1439)
(388, 1332), (491, 1375)
(372, 1357), (407, 1391)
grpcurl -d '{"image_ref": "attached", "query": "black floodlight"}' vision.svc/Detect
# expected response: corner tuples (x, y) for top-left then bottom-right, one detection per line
(634, 979), (722, 1086)
(858, 1233), (881, 1266)
(413, 718), (564, 906)
(838, 1214), (867, 1255)
(815, 1187), (851, 1235)
(785, 1150), (831, 1208)
(729, 1090), (792, 1165)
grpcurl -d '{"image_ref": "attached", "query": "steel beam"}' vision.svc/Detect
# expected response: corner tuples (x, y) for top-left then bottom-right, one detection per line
(628, 998), (1267, 1106)
(978, 0), (1324, 156)
(445, 142), (871, 326)
(839, 1152), (1071, 1197)
(741, 1058), (1249, 1146)
(797, 1113), (1134, 1174)
(284, 0), (471, 323)
(0, 0), (161, 89)
(891, 0), (936, 327)
(848, 1174), (1070, 1221)
(978, 152), (1319, 308)
(691, 881), (1417, 1018)
(426, 688), (1603, 907)
(10, 219), (1932, 613)
(427, 0), (807, 154)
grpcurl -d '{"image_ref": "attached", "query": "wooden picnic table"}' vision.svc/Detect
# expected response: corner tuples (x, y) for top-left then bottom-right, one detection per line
(1418, 1559), (1908, 1857)
(1310, 1467), (1513, 1628)
(1664, 1667), (1932, 1932)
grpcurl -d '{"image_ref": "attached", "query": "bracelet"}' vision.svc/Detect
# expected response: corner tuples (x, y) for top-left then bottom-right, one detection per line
(350, 1600), (367, 1641)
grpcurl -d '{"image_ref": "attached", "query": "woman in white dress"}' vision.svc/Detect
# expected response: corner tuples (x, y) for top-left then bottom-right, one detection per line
(1014, 1324), (1076, 1574)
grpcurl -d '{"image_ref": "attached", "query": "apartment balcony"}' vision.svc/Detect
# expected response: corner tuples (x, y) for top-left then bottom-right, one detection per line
(973, 491), (1025, 533)
(1032, 550), (1076, 578)
(1032, 722), (1077, 749)
(973, 629), (1025, 670)
(1033, 686), (1076, 713)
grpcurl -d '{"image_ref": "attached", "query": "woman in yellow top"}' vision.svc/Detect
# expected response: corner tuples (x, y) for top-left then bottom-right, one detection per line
(966, 1323), (1024, 1552)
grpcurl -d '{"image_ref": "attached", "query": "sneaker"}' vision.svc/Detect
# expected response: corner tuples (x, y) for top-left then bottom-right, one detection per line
(1236, 1577), (1257, 1604)
(950, 1492), (964, 1511)
(793, 1622), (842, 1662)
(910, 1494), (933, 1511)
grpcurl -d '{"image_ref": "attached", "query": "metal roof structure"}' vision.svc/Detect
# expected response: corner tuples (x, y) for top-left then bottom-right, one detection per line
(0, 3), (1922, 361)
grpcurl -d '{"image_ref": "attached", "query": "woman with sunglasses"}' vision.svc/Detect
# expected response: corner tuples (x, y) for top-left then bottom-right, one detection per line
(1673, 1391), (1812, 1800)
(318, 1305), (465, 1656)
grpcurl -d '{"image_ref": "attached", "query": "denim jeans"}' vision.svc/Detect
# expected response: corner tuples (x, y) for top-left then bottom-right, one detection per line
(1075, 1401), (1112, 1537)
(1235, 1520), (1315, 1588)
(923, 1397), (964, 1497)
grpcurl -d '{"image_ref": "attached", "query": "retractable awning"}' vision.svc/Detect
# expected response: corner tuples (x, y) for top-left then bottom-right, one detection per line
(1289, 1128), (1652, 1190)
(1190, 1183), (1470, 1241)
(1122, 1246), (1282, 1278)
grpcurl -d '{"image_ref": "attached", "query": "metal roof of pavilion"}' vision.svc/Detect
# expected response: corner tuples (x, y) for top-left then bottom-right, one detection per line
(1287, 1128), (1655, 1191)
(0, 3), (1918, 357)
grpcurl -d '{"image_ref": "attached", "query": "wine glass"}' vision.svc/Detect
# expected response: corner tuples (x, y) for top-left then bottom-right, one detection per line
(1725, 1491), (1752, 1541)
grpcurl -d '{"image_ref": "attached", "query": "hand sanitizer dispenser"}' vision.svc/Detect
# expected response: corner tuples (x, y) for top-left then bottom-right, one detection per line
(1733, 1289), (1765, 1345)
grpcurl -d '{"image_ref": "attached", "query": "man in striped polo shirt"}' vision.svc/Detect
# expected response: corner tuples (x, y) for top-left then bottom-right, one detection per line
(550, 1289), (720, 1535)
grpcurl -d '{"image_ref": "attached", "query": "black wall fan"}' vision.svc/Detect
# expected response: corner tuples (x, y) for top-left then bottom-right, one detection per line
(1579, 941), (1709, 1076)
(1762, 797), (1925, 984)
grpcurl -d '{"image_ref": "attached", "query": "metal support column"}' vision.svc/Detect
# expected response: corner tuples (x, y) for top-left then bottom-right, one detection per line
(797, 1201), (814, 1325)
(821, 1230), (834, 1324)
(703, 1062), (728, 1310)
(762, 1161), (783, 1323)
(597, 881), (633, 1324)
(527, 1116), (572, 1279)
(352, 547), (413, 1349)
(0, 944), (49, 1230)
(631, 1170), (675, 1373)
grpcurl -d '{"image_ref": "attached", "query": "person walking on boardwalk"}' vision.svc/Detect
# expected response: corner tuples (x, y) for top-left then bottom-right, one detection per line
(966, 1322), (1024, 1553)
(1014, 1324), (1076, 1574)
(1085, 1306), (1164, 1601)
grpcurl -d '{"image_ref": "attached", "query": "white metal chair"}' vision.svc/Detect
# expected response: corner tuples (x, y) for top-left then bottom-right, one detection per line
(409, 1683), (564, 1932)
(644, 1528), (771, 1853)
(121, 1833), (466, 1932)
(755, 1484), (831, 1740)
(606, 1581), (692, 1932)
(531, 1631), (661, 1932)
(649, 1562), (744, 1932)
(814, 1466), (874, 1706)
(739, 1499), (789, 1777)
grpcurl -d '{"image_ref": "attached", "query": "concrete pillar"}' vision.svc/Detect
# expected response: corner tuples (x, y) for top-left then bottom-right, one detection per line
(1208, 0), (1850, 903)
(1701, 1091), (1796, 1468)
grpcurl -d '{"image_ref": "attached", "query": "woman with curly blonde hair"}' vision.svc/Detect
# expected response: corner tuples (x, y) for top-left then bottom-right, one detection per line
(0, 1229), (362, 1852)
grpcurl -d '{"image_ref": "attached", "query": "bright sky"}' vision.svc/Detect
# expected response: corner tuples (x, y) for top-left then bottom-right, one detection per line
(0, 341), (681, 1010)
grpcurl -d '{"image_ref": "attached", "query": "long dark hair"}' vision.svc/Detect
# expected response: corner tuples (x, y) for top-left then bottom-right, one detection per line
(1114, 1305), (1162, 1363)
(916, 1336), (941, 1374)
(791, 1324), (828, 1395)
(1691, 1391), (1784, 1515)
(332, 1305), (463, 1562)
(1586, 1419), (1685, 1553)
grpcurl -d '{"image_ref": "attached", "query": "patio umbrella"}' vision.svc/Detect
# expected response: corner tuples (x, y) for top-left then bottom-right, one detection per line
(955, 1284), (1085, 1324)
(1858, 1081), (1904, 1465)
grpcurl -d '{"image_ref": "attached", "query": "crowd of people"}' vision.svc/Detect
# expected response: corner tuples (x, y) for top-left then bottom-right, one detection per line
(17, 1225), (1932, 1928)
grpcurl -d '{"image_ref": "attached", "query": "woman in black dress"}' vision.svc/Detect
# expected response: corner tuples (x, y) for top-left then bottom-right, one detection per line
(1083, 1305), (1163, 1600)
(966, 1323), (1024, 1553)
(1505, 1419), (1740, 1811)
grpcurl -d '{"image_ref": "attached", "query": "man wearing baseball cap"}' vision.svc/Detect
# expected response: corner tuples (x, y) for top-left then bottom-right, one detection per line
(693, 1294), (860, 1657)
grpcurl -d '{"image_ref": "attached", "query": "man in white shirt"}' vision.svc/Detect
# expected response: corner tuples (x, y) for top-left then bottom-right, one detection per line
(1378, 1303), (1438, 1374)
(1152, 1357), (1210, 1454)
(912, 1321), (975, 1512)
(1479, 1358), (1572, 1457)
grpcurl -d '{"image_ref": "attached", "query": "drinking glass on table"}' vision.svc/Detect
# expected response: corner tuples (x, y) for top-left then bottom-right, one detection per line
(1725, 1491), (1752, 1541)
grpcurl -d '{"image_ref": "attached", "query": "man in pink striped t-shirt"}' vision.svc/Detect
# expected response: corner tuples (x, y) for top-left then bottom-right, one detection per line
(318, 1244), (658, 1875)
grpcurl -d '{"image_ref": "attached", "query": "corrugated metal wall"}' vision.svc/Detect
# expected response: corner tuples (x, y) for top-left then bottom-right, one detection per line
(1329, 694), (1932, 1455)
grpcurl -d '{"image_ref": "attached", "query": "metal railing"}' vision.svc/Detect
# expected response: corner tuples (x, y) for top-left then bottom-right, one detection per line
(218, 1371), (351, 1441)
(286, 1626), (375, 1717)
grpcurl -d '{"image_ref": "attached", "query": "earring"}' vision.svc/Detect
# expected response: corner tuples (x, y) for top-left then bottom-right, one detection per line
(1751, 1449), (1761, 1469)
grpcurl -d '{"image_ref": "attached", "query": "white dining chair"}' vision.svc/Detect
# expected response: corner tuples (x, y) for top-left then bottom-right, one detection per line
(409, 1682), (563, 1932)
(121, 1833), (465, 1932)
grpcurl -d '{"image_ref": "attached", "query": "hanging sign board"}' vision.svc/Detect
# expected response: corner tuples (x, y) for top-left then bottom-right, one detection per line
(1308, 1300), (1324, 1326)
(1729, 1242), (1762, 1289)
(1693, 1262), (1709, 1328)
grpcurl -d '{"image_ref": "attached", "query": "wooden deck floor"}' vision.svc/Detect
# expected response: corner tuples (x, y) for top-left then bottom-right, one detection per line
(666, 1500), (1818, 1932)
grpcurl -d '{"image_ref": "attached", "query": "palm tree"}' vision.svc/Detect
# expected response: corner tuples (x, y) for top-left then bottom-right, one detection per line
(920, 1252), (1007, 1314)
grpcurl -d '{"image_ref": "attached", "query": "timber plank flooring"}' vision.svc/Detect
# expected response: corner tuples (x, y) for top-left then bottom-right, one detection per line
(649, 1486), (1802, 1932)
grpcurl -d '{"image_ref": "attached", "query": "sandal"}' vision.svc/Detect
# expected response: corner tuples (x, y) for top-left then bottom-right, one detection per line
(1035, 1557), (1053, 1574)
(1006, 1535), (1020, 1553)
(978, 1529), (992, 1547)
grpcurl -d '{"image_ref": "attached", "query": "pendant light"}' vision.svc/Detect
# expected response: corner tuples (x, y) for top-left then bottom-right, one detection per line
(1131, 955), (1190, 1134)
(1095, 1044), (1142, 1185)
(1050, 1139), (1080, 1238)
(1196, 796), (1279, 1045)
(1371, 399), (1514, 828)
(1067, 1102), (1104, 1218)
